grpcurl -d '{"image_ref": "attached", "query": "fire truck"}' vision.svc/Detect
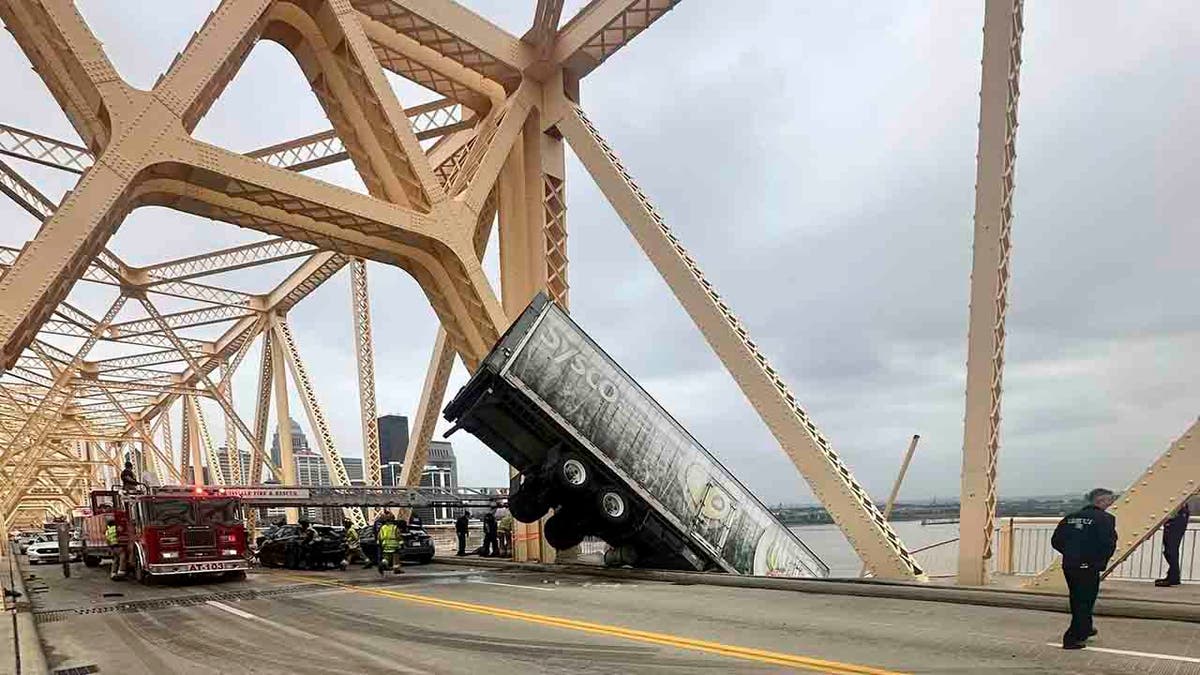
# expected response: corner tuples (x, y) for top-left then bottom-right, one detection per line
(81, 486), (249, 582)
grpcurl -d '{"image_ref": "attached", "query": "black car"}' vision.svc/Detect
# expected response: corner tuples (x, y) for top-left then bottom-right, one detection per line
(256, 524), (347, 570)
(358, 524), (435, 565)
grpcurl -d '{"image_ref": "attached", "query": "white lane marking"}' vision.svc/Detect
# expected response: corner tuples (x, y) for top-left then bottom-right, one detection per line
(206, 600), (257, 620)
(469, 580), (556, 592)
(1046, 643), (1200, 663)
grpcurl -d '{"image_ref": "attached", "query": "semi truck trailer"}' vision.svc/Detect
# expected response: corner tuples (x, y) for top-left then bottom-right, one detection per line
(444, 294), (828, 577)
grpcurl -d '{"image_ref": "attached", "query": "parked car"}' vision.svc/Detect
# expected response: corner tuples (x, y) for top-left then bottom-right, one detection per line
(358, 524), (435, 565)
(256, 524), (347, 570)
(14, 532), (48, 554)
(26, 539), (82, 564)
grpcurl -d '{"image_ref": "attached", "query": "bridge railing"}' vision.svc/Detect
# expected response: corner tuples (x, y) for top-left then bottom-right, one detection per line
(998, 516), (1199, 581)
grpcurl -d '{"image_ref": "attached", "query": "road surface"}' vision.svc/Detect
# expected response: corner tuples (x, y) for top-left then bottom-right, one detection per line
(22, 559), (1200, 674)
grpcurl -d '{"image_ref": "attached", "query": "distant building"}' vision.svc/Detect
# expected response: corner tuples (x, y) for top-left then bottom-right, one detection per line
(215, 446), (252, 484)
(379, 438), (458, 524)
(270, 418), (312, 469)
(342, 457), (364, 485)
(377, 414), (410, 475)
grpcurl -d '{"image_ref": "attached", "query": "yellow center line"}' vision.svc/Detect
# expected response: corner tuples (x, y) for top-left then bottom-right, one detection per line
(277, 573), (906, 674)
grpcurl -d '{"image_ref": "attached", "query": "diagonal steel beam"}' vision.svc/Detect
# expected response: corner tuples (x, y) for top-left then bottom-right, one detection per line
(555, 0), (682, 78)
(559, 102), (923, 580)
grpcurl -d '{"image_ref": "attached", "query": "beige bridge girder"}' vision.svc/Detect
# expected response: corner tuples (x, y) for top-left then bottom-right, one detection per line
(1, 0), (1160, 587)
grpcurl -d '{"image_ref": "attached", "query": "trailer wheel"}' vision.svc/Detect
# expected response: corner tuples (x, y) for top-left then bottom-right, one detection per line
(595, 489), (631, 527)
(508, 477), (550, 523)
(554, 454), (591, 493)
(544, 511), (586, 550)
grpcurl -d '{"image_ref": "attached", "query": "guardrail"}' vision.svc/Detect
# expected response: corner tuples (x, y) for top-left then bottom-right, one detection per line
(998, 516), (1198, 581)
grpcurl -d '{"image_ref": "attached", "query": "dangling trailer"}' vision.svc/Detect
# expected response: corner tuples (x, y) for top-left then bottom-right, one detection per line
(444, 293), (828, 578)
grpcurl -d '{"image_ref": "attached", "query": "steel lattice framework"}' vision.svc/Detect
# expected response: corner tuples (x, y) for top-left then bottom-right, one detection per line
(0, 0), (1190, 585)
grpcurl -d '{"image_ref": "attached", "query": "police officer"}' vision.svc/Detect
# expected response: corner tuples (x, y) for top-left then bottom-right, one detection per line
(1051, 488), (1117, 649)
(1155, 495), (1194, 587)
(455, 511), (470, 556)
(482, 505), (499, 557)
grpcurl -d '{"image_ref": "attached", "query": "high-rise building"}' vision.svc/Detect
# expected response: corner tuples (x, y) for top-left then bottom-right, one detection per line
(342, 457), (364, 485)
(270, 418), (312, 469)
(215, 446), (252, 484)
(377, 414), (409, 470)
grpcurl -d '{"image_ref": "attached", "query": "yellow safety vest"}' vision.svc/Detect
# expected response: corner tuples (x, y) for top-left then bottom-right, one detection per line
(345, 527), (359, 547)
(105, 524), (118, 545)
(379, 523), (400, 553)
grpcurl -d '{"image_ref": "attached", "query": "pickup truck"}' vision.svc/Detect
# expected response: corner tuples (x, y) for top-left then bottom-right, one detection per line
(444, 293), (827, 577)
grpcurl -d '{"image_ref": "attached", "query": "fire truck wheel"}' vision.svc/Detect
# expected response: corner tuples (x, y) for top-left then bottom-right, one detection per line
(509, 476), (550, 523)
(225, 570), (247, 581)
(83, 554), (101, 568)
(132, 554), (151, 584)
(544, 510), (586, 551)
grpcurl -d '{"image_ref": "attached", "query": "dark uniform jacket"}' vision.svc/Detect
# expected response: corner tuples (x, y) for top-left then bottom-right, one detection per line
(482, 512), (498, 536)
(455, 514), (469, 534)
(1051, 505), (1117, 569)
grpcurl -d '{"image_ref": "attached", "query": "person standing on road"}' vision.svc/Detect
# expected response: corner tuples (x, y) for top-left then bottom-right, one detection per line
(1051, 488), (1118, 649)
(377, 513), (404, 575)
(342, 519), (363, 568)
(455, 510), (469, 556)
(1156, 494), (1196, 587)
(482, 505), (499, 557)
(105, 518), (126, 580)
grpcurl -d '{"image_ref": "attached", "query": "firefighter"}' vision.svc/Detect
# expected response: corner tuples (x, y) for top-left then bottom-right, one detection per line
(377, 513), (404, 575)
(455, 510), (470, 556)
(119, 461), (145, 493)
(105, 519), (126, 580)
(1051, 488), (1118, 649)
(342, 519), (363, 568)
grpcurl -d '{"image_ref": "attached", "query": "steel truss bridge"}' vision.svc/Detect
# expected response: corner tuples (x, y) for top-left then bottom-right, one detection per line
(0, 0), (1192, 589)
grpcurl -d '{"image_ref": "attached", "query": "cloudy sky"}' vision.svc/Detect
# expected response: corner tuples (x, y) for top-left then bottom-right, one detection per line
(0, 1), (1196, 507)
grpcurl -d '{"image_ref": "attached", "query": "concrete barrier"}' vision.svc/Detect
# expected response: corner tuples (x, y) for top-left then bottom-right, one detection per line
(433, 556), (1200, 624)
(4, 545), (48, 674)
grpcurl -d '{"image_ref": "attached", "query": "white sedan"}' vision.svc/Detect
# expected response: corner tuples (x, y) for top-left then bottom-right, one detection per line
(25, 540), (82, 564)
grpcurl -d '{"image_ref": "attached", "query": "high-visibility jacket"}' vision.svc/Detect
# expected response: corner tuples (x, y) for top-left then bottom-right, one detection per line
(345, 526), (359, 548)
(379, 523), (400, 553)
(105, 524), (118, 546)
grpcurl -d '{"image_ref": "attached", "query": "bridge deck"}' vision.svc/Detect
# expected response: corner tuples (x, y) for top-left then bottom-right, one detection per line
(14, 556), (1200, 674)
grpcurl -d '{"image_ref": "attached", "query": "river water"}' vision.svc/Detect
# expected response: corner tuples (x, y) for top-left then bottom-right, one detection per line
(790, 521), (960, 577)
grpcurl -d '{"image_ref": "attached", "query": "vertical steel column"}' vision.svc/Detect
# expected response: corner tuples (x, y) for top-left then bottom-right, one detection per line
(350, 259), (382, 496)
(270, 326), (300, 524)
(221, 361), (243, 485)
(958, 0), (1024, 586)
(184, 397), (204, 487)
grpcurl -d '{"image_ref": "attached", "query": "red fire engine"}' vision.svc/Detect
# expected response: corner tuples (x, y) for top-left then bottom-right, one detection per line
(81, 486), (249, 582)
